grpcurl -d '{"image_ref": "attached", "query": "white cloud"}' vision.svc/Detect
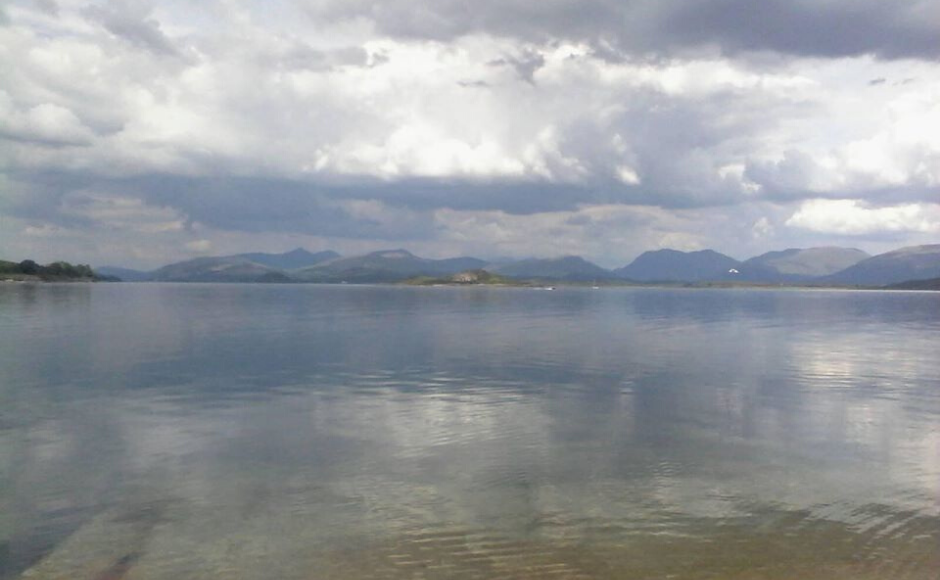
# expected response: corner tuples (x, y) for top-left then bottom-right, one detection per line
(1, 0), (939, 266)
(786, 199), (940, 235)
(745, 59), (940, 197)
(751, 216), (774, 238)
(0, 4), (854, 190)
(0, 94), (96, 145)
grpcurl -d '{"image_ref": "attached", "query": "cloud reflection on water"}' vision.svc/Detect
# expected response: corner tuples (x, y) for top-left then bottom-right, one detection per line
(1, 285), (939, 578)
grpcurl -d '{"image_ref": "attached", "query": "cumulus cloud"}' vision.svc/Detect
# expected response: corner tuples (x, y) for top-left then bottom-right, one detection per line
(0, 0), (938, 266)
(0, 96), (96, 146)
(786, 199), (940, 235)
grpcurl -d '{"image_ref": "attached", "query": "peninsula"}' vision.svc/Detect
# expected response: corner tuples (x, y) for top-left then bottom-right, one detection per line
(0, 260), (114, 283)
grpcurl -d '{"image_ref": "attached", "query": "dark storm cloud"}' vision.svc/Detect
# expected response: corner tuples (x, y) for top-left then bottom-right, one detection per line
(4, 171), (438, 241)
(3, 171), (100, 229)
(659, 0), (939, 60)
(301, 0), (940, 60)
(4, 166), (728, 242)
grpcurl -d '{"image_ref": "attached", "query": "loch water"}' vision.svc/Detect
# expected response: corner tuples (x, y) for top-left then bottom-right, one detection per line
(1, 283), (938, 579)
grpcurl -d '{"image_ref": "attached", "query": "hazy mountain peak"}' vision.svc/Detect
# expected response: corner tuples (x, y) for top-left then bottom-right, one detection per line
(284, 247), (313, 256)
(745, 247), (869, 277)
(372, 249), (415, 259)
(234, 248), (339, 270)
(884, 243), (940, 256)
(491, 255), (611, 280)
(616, 248), (740, 282)
(825, 244), (940, 286)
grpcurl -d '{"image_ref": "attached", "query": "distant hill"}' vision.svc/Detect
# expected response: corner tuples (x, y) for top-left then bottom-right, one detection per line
(885, 277), (940, 290)
(744, 247), (869, 278)
(492, 256), (611, 281)
(615, 249), (740, 282)
(233, 248), (339, 270)
(294, 250), (488, 283)
(824, 245), (940, 286)
(96, 266), (152, 281)
(110, 248), (340, 282)
(148, 257), (291, 283)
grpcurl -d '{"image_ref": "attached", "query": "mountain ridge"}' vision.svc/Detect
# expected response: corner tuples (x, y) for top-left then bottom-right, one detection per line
(491, 256), (612, 281)
(744, 247), (869, 278)
(615, 249), (740, 282)
(92, 244), (940, 286)
(823, 244), (940, 286)
(293, 249), (488, 283)
(233, 248), (339, 270)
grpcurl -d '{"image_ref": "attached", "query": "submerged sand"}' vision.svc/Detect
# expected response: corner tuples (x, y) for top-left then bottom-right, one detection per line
(19, 502), (940, 580)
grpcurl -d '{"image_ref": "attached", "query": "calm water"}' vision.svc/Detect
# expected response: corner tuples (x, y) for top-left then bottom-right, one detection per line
(1, 284), (938, 579)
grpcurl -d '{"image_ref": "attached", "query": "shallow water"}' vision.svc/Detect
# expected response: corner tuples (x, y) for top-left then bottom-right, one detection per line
(1, 284), (938, 579)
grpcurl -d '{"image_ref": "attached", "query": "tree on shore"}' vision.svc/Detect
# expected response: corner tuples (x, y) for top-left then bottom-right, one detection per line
(1, 259), (99, 279)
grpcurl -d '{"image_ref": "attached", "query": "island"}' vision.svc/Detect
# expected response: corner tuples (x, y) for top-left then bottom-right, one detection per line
(403, 269), (523, 286)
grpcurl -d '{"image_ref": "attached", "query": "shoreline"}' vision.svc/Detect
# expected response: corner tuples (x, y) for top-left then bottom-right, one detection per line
(6, 278), (936, 291)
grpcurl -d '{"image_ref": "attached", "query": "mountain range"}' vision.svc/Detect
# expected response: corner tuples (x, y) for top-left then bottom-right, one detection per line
(822, 245), (940, 286)
(96, 244), (940, 287)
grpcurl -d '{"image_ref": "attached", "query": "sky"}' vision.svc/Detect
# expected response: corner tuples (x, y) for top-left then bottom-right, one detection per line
(1, 0), (938, 269)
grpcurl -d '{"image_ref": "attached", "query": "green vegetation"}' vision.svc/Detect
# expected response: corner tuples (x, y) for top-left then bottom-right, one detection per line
(404, 269), (524, 286)
(0, 259), (108, 282)
(886, 277), (940, 291)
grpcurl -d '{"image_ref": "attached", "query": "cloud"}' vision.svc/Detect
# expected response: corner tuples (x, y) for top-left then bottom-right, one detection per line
(0, 95), (96, 146)
(488, 49), (546, 83)
(81, 1), (182, 57)
(786, 199), (940, 235)
(32, 0), (59, 16)
(298, 0), (940, 60)
(185, 239), (212, 253)
(1, 0), (938, 267)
